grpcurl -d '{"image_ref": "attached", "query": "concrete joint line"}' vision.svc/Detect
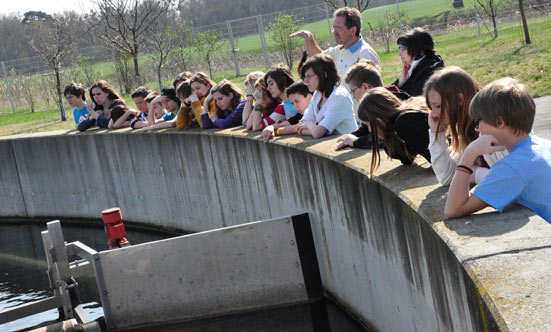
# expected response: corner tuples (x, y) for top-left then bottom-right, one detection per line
(10, 141), (28, 218)
(462, 243), (551, 263)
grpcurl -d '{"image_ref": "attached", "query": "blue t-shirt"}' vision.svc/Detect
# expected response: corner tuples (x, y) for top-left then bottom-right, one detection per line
(162, 111), (177, 121)
(472, 135), (551, 222)
(73, 106), (88, 125)
(283, 100), (298, 119)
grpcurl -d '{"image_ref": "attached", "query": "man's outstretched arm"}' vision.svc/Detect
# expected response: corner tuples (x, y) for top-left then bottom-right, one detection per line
(290, 30), (323, 57)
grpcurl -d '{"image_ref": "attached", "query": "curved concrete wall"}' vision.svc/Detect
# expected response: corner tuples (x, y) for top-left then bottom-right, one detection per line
(1, 128), (550, 332)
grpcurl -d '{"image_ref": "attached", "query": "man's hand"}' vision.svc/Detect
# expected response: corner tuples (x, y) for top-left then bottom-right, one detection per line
(290, 30), (313, 40)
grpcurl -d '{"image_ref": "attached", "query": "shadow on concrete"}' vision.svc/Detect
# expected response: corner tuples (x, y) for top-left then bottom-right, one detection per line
(419, 185), (449, 222)
(377, 162), (438, 193)
(442, 204), (532, 237)
(330, 146), (368, 163)
(419, 181), (533, 237)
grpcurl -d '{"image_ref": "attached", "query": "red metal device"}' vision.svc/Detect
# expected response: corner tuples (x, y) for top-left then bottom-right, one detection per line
(102, 207), (130, 249)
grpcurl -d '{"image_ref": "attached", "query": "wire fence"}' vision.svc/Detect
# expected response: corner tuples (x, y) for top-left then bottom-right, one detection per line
(1, 0), (550, 111)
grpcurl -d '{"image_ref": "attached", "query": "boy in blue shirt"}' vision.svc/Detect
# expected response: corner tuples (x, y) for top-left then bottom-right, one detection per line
(64, 82), (88, 127)
(445, 78), (551, 222)
(142, 87), (181, 130)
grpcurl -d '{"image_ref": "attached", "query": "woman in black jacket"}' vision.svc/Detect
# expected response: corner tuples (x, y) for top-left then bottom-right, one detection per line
(357, 87), (431, 177)
(393, 28), (444, 97)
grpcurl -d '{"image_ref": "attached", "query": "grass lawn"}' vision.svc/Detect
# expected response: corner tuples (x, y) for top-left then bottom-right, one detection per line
(1, 12), (549, 137)
(234, 0), (477, 54)
(377, 16), (551, 97)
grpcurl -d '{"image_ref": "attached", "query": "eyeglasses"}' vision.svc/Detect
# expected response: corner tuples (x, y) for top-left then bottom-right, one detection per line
(473, 118), (480, 129)
(348, 85), (361, 94)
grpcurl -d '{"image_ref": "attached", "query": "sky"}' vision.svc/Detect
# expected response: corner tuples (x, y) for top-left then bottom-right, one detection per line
(0, 0), (95, 16)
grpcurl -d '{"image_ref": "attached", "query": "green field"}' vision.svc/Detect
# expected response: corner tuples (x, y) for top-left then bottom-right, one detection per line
(1, 3), (549, 137)
(37, 0), (475, 79)
(232, 0), (478, 53)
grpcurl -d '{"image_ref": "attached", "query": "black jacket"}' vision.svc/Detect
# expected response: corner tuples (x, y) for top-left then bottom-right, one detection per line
(393, 53), (444, 97)
(352, 87), (411, 149)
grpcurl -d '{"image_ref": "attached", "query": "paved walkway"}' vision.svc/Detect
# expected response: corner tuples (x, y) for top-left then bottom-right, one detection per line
(534, 96), (551, 139)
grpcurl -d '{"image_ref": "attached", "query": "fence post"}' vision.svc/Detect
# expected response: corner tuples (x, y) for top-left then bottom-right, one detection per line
(395, 0), (403, 35)
(473, 0), (481, 36)
(226, 20), (241, 77)
(325, 3), (335, 45)
(1, 61), (16, 113)
(257, 14), (271, 69)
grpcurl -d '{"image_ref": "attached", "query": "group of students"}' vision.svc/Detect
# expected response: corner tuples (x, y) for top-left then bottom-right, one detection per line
(63, 54), (361, 138)
(62, 6), (551, 222)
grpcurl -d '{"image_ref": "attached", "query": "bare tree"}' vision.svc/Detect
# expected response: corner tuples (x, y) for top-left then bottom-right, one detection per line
(476, 0), (506, 38)
(368, 9), (408, 53)
(91, 0), (174, 86)
(323, 0), (370, 12)
(26, 16), (75, 121)
(111, 48), (134, 94)
(18, 72), (38, 113)
(147, 12), (178, 90)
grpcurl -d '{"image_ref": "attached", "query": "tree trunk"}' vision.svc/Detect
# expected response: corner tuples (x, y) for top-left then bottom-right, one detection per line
(207, 54), (213, 79)
(55, 68), (66, 121)
(492, 16), (498, 38)
(158, 66), (163, 91)
(285, 44), (292, 69)
(132, 47), (142, 86)
(519, 0), (531, 44)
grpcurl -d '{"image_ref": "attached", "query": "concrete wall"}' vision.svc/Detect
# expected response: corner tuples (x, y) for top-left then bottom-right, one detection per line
(96, 216), (319, 330)
(1, 128), (550, 331)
